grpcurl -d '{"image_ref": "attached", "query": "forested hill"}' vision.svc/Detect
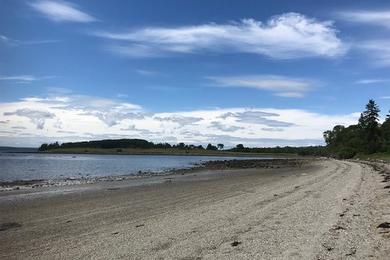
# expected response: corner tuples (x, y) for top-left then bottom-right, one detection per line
(38, 138), (324, 156)
(39, 139), (204, 151)
(324, 99), (390, 159)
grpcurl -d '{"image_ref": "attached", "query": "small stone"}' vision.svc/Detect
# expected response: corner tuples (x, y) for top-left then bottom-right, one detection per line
(231, 241), (242, 247)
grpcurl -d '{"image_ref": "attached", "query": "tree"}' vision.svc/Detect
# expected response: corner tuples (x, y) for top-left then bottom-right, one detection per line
(206, 143), (218, 150)
(38, 143), (48, 151)
(217, 143), (224, 150)
(236, 144), (244, 149)
(358, 99), (381, 154)
(381, 110), (390, 152)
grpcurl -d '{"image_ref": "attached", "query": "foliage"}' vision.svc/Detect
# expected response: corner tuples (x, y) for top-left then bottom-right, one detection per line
(323, 99), (389, 158)
(229, 144), (328, 156)
(39, 139), (210, 152)
(206, 143), (218, 150)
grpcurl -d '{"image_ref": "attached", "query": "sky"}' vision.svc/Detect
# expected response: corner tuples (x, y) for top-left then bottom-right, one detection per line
(0, 0), (390, 147)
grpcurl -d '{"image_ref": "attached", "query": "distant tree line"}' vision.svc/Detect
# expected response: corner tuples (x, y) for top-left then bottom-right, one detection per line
(229, 144), (328, 156)
(323, 99), (390, 159)
(38, 139), (225, 152)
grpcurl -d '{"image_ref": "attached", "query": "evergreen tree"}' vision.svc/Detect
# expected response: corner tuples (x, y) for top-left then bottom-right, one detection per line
(358, 99), (381, 154)
(381, 110), (390, 152)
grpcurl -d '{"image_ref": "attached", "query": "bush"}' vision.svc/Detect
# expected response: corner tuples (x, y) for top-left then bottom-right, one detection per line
(336, 148), (357, 159)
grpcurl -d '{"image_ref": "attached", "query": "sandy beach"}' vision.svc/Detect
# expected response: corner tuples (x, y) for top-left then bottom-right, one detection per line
(1, 159), (390, 259)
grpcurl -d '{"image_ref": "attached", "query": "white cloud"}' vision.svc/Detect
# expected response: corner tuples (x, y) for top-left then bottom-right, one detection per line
(357, 40), (390, 66)
(337, 10), (390, 28)
(94, 13), (347, 59)
(29, 0), (96, 23)
(0, 34), (60, 46)
(3, 108), (55, 129)
(154, 115), (203, 126)
(135, 69), (165, 77)
(355, 78), (389, 84)
(0, 75), (53, 83)
(208, 75), (315, 97)
(381, 96), (390, 99)
(0, 95), (360, 147)
(219, 111), (295, 126)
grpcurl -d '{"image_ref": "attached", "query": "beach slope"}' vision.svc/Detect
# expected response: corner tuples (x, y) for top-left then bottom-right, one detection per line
(0, 160), (389, 259)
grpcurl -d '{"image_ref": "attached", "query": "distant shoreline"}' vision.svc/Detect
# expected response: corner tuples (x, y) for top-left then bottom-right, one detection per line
(38, 147), (297, 157)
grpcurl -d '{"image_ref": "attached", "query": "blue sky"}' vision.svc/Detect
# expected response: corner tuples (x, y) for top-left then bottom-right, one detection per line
(0, 0), (389, 147)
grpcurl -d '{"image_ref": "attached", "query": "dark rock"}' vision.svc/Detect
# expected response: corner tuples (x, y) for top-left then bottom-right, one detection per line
(377, 222), (390, 229)
(0, 222), (22, 231)
(334, 226), (346, 230)
(231, 241), (242, 247)
(346, 248), (356, 256)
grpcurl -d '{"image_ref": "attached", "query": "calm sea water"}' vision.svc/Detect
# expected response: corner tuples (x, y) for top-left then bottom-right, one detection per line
(0, 153), (273, 181)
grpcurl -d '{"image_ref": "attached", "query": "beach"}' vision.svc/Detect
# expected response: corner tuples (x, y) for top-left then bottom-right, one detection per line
(1, 159), (389, 259)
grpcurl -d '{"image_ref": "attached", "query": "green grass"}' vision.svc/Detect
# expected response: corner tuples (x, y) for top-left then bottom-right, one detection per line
(356, 153), (390, 162)
(42, 147), (297, 157)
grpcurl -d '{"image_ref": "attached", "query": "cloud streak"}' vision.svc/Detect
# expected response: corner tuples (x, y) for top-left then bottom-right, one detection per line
(0, 75), (53, 83)
(95, 13), (346, 59)
(357, 40), (390, 67)
(29, 0), (97, 23)
(355, 78), (390, 84)
(337, 10), (390, 28)
(0, 34), (60, 46)
(208, 75), (315, 97)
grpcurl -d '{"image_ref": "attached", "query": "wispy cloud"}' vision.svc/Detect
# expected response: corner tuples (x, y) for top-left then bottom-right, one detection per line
(357, 40), (390, 66)
(94, 13), (347, 59)
(208, 75), (315, 98)
(135, 69), (165, 77)
(381, 96), (390, 99)
(4, 108), (55, 129)
(219, 111), (295, 127)
(154, 115), (203, 126)
(0, 34), (60, 46)
(0, 75), (54, 84)
(29, 0), (97, 23)
(355, 78), (389, 84)
(337, 10), (390, 28)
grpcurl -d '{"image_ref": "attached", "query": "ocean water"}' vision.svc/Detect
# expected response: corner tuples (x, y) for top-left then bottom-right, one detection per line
(0, 153), (273, 181)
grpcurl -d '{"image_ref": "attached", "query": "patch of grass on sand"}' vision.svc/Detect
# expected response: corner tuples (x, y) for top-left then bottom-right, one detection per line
(357, 153), (390, 163)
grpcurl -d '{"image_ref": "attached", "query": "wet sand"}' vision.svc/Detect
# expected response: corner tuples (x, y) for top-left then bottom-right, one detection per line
(1, 159), (389, 259)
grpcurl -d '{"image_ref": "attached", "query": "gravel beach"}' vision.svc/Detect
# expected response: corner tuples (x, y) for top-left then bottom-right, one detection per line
(0, 159), (389, 259)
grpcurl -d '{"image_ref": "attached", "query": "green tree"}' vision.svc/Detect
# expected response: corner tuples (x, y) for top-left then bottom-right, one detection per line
(236, 144), (244, 149)
(358, 99), (381, 154)
(217, 143), (224, 150)
(381, 110), (390, 152)
(206, 143), (218, 150)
